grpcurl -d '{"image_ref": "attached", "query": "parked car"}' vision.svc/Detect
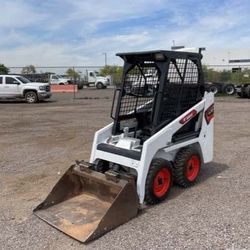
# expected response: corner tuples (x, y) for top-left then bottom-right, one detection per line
(0, 75), (51, 103)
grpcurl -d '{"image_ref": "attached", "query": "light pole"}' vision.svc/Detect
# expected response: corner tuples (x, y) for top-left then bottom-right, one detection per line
(103, 52), (107, 66)
(227, 51), (230, 70)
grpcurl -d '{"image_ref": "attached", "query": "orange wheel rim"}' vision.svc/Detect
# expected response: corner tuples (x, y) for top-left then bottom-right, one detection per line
(153, 168), (171, 197)
(186, 155), (200, 181)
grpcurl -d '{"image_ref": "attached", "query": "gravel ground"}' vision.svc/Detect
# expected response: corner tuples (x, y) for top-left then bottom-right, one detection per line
(0, 89), (249, 250)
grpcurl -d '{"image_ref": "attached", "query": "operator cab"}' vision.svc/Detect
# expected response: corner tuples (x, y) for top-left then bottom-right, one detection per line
(111, 50), (205, 143)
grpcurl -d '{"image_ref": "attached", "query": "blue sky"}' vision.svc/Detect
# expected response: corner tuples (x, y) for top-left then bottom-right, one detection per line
(0, 0), (250, 67)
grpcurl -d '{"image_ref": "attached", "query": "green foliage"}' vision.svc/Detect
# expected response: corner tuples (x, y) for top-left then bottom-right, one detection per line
(100, 65), (123, 85)
(0, 64), (9, 74)
(21, 65), (36, 74)
(66, 68), (80, 79)
(100, 65), (250, 85)
(202, 65), (250, 83)
(219, 70), (231, 82)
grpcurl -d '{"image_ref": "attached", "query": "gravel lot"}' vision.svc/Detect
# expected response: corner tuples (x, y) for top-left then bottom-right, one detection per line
(0, 89), (249, 250)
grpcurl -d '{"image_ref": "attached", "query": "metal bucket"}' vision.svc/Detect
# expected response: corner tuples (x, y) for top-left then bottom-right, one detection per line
(34, 164), (139, 243)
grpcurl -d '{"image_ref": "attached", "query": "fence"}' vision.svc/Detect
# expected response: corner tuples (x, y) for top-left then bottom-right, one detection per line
(7, 65), (118, 99)
(8, 66), (103, 75)
(8, 63), (250, 84)
(2, 63), (249, 101)
(8, 65), (120, 86)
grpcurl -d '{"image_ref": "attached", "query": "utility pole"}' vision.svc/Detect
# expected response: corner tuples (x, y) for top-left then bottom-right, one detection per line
(227, 51), (230, 70)
(103, 52), (107, 66)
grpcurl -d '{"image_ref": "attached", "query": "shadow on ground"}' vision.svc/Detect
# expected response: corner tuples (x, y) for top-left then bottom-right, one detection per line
(139, 162), (229, 214)
(0, 100), (56, 104)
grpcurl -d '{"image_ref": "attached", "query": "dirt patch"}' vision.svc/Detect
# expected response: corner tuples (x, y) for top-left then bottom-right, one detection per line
(0, 90), (249, 249)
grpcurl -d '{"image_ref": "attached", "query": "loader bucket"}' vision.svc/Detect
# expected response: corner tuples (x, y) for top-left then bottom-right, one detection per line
(34, 164), (139, 243)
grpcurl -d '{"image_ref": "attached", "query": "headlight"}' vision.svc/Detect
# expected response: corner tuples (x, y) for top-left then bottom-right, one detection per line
(39, 86), (46, 90)
(155, 53), (165, 61)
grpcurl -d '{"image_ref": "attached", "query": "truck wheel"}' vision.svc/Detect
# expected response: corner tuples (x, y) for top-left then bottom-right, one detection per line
(173, 147), (201, 187)
(237, 91), (247, 98)
(223, 84), (235, 95)
(246, 86), (250, 98)
(25, 91), (38, 103)
(96, 82), (104, 89)
(208, 84), (218, 94)
(237, 91), (243, 97)
(59, 82), (65, 85)
(144, 158), (172, 205)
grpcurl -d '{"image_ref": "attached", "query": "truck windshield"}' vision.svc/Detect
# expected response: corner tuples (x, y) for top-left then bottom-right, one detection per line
(16, 76), (31, 84)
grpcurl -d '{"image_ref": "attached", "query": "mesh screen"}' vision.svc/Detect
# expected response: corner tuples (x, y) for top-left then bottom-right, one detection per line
(119, 62), (159, 117)
(184, 59), (198, 84)
(168, 59), (186, 84)
(160, 58), (200, 124)
(116, 56), (202, 134)
(168, 59), (198, 84)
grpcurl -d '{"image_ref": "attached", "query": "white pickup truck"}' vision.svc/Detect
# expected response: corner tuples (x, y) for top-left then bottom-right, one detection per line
(0, 75), (51, 103)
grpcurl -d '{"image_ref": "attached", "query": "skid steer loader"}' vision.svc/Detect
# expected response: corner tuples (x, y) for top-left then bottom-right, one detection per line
(34, 50), (214, 243)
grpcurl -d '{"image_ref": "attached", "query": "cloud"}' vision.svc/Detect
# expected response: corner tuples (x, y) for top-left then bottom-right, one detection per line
(0, 1), (46, 28)
(0, 0), (250, 67)
(66, 0), (166, 24)
(113, 32), (149, 45)
(0, 43), (90, 66)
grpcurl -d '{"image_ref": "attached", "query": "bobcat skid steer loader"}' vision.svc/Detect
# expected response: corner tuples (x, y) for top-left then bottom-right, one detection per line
(34, 50), (214, 243)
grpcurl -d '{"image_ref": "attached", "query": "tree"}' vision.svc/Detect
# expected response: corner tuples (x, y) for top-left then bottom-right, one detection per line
(100, 65), (123, 85)
(241, 69), (250, 83)
(219, 70), (231, 82)
(21, 65), (36, 74)
(203, 65), (230, 82)
(0, 64), (9, 74)
(66, 68), (80, 80)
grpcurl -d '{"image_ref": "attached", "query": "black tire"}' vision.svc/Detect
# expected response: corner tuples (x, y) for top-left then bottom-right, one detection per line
(59, 82), (65, 85)
(237, 91), (243, 97)
(25, 91), (38, 103)
(144, 158), (172, 205)
(208, 84), (218, 95)
(238, 90), (247, 98)
(96, 82), (103, 89)
(173, 147), (201, 187)
(246, 86), (250, 98)
(223, 84), (235, 95)
(92, 159), (109, 173)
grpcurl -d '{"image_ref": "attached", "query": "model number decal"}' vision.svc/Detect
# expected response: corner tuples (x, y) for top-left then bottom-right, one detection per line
(179, 110), (197, 124)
